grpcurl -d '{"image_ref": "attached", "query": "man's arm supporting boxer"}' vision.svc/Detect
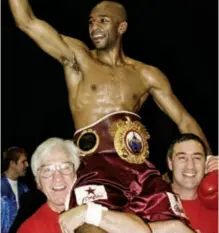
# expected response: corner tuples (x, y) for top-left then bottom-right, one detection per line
(59, 203), (195, 233)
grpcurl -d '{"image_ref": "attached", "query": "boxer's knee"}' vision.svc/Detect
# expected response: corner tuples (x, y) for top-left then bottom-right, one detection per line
(75, 223), (107, 233)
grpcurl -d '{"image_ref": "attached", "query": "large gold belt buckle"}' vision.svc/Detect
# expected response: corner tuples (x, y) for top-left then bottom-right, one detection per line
(109, 117), (150, 164)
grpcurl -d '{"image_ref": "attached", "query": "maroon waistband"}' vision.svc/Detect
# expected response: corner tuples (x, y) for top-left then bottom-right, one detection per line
(73, 112), (150, 164)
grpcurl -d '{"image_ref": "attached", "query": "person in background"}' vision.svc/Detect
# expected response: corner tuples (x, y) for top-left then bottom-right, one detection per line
(166, 133), (218, 233)
(1, 147), (29, 233)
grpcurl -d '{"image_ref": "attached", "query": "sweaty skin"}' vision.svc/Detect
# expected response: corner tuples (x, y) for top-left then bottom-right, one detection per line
(8, 0), (210, 153)
(66, 54), (151, 128)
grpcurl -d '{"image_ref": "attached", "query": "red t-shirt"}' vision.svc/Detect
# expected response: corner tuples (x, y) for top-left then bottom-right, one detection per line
(182, 197), (218, 233)
(18, 203), (61, 233)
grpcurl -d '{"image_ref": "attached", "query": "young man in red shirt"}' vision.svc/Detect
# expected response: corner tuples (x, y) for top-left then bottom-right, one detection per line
(167, 133), (218, 233)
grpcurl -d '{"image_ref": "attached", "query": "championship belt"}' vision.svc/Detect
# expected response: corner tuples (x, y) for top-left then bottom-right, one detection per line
(109, 116), (150, 164)
(74, 111), (150, 164)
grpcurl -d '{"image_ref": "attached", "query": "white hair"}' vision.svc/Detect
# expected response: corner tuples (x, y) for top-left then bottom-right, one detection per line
(31, 138), (82, 180)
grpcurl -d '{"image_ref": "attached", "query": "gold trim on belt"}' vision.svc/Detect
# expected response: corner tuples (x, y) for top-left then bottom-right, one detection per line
(75, 116), (150, 164)
(76, 129), (100, 155)
(109, 116), (150, 164)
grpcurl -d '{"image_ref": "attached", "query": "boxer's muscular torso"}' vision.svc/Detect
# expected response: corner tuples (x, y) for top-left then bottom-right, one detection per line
(68, 64), (149, 129)
(62, 38), (151, 129)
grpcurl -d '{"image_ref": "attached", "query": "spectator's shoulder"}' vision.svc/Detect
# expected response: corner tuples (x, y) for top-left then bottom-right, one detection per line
(17, 204), (46, 233)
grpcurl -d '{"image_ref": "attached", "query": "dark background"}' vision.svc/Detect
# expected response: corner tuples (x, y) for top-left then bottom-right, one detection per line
(2, 0), (218, 175)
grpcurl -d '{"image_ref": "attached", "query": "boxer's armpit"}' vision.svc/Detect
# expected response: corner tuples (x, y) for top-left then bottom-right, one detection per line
(61, 56), (80, 72)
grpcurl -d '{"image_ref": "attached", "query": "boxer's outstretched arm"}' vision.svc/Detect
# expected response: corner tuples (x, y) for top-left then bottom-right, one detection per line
(8, 0), (88, 63)
(144, 65), (211, 154)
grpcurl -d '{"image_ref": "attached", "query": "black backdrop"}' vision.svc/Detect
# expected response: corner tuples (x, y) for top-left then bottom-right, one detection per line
(2, 0), (218, 174)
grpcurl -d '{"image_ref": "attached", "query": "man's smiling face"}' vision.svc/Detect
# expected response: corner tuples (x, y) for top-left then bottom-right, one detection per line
(168, 140), (206, 191)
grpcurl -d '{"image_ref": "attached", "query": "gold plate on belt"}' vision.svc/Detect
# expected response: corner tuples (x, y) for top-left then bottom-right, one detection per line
(109, 117), (150, 164)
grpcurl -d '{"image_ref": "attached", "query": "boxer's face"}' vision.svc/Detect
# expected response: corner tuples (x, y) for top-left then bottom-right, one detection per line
(89, 4), (124, 50)
(168, 140), (206, 191)
(37, 146), (75, 213)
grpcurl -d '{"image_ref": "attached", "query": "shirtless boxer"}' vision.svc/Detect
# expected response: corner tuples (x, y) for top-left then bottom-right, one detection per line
(9, 1), (204, 232)
(9, 0), (210, 150)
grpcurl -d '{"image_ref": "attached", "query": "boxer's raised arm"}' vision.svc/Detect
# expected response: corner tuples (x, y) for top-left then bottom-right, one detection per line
(8, 0), (88, 63)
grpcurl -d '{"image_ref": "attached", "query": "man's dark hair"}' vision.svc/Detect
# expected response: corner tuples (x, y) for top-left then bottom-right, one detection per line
(3, 147), (27, 170)
(166, 133), (208, 160)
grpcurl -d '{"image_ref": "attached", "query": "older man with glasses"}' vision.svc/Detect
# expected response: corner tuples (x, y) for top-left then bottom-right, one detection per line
(17, 138), (81, 233)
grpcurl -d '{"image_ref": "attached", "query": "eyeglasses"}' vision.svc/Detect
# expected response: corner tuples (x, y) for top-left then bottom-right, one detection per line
(38, 162), (74, 178)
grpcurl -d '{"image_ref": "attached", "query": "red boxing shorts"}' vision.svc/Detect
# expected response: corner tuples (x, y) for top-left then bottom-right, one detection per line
(68, 111), (189, 224)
